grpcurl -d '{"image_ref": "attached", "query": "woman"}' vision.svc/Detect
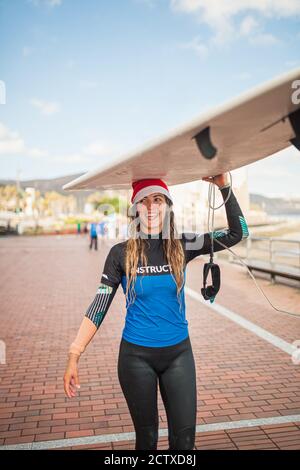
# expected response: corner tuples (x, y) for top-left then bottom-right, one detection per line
(63, 173), (249, 450)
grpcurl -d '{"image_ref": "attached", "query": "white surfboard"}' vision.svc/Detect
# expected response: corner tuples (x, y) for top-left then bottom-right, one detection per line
(63, 67), (300, 191)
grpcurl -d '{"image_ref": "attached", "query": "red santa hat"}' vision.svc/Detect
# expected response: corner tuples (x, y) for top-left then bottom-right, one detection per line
(128, 178), (173, 214)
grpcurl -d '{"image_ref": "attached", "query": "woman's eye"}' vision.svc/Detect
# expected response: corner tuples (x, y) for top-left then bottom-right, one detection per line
(140, 197), (162, 204)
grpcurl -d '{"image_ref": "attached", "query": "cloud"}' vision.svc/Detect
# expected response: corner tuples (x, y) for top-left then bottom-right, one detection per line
(0, 122), (120, 172)
(22, 46), (34, 58)
(170, 0), (300, 22)
(247, 146), (300, 198)
(178, 35), (208, 58)
(239, 15), (259, 36)
(170, 0), (300, 46)
(285, 59), (300, 68)
(26, 148), (87, 163)
(82, 140), (119, 157)
(133, 0), (157, 8)
(29, 0), (62, 7)
(28, 147), (49, 158)
(0, 122), (51, 160)
(0, 123), (25, 154)
(30, 98), (61, 116)
(52, 153), (87, 163)
(233, 72), (252, 80)
(0, 121), (120, 170)
(239, 16), (280, 45)
(66, 59), (76, 69)
(51, 144), (120, 164)
(79, 80), (99, 89)
(249, 32), (280, 45)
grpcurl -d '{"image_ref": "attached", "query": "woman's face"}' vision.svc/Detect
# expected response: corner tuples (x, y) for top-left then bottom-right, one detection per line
(136, 192), (167, 232)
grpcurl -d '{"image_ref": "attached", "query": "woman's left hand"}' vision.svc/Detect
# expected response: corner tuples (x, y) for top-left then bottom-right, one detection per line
(202, 172), (230, 188)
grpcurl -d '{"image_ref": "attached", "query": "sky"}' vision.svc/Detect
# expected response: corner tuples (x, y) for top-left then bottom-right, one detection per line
(0, 0), (300, 198)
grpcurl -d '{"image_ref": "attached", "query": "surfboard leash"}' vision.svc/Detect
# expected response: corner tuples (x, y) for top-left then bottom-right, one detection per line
(201, 173), (232, 304)
(203, 171), (300, 318)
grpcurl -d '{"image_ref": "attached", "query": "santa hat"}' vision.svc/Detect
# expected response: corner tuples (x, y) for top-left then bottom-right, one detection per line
(128, 178), (173, 215)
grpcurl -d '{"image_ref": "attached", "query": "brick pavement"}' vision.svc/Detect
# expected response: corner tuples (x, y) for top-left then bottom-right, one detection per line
(0, 234), (299, 450)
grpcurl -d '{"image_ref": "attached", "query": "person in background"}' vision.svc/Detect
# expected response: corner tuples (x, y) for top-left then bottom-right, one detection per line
(89, 221), (98, 251)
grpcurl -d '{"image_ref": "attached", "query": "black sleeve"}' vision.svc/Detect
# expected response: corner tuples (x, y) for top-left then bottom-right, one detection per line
(183, 185), (250, 264)
(100, 244), (123, 288)
(84, 245), (123, 329)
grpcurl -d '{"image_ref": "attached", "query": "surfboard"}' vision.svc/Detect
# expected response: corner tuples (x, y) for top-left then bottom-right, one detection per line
(62, 67), (300, 191)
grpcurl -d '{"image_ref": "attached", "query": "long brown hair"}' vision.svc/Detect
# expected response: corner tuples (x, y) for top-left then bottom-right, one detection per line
(125, 196), (185, 312)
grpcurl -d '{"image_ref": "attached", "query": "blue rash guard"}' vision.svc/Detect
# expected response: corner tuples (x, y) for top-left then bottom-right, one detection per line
(90, 222), (98, 237)
(84, 185), (249, 347)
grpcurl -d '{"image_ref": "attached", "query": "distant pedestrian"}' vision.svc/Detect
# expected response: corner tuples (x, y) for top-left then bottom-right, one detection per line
(89, 222), (98, 250)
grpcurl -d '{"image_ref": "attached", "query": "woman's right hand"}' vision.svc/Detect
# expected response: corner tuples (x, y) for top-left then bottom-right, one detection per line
(63, 354), (81, 398)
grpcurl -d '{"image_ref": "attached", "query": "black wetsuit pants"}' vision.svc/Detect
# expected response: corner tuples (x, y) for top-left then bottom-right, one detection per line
(117, 335), (197, 450)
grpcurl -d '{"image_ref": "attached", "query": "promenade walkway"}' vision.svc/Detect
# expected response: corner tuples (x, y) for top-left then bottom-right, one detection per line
(0, 234), (299, 450)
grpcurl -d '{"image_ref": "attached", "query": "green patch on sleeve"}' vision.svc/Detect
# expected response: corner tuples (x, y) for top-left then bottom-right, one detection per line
(239, 215), (249, 238)
(97, 284), (113, 295)
(210, 229), (229, 239)
(94, 311), (105, 327)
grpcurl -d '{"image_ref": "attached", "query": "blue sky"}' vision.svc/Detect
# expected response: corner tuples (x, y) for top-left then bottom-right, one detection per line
(0, 0), (300, 198)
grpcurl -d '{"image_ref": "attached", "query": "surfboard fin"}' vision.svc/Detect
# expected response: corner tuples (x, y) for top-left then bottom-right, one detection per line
(193, 126), (217, 160)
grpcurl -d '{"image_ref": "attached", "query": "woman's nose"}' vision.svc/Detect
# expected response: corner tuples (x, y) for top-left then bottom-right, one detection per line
(145, 201), (153, 210)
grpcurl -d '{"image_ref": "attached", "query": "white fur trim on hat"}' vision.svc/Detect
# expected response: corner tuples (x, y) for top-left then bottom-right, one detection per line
(132, 185), (173, 205)
(128, 185), (173, 216)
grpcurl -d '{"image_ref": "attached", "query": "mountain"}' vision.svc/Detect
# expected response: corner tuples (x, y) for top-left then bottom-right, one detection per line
(0, 173), (87, 195)
(250, 193), (300, 215)
(0, 173), (94, 212)
(1, 174), (300, 216)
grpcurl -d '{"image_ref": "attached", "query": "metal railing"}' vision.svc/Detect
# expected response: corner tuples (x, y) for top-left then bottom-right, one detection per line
(226, 236), (300, 284)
